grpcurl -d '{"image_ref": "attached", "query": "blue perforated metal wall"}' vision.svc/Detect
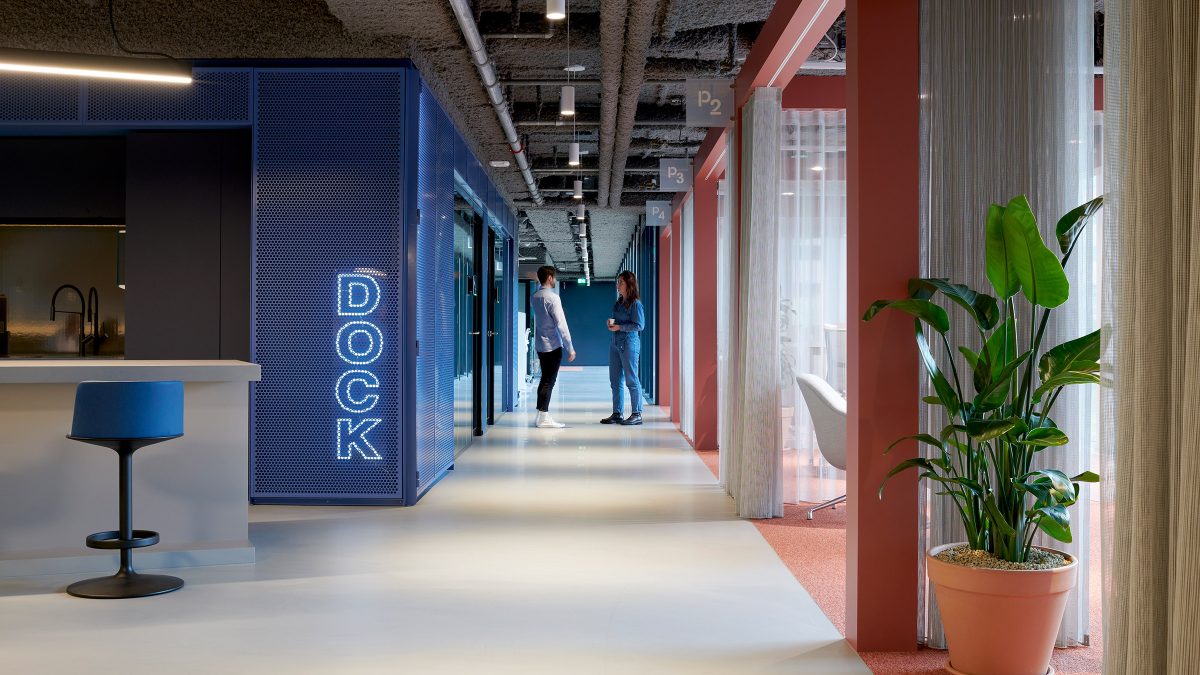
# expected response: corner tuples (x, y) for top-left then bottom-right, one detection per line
(0, 68), (251, 125)
(0, 63), (517, 506)
(415, 85), (456, 495)
(412, 81), (516, 497)
(251, 69), (406, 500)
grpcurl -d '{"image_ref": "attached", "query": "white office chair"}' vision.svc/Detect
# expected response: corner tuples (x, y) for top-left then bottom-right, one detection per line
(796, 373), (847, 520)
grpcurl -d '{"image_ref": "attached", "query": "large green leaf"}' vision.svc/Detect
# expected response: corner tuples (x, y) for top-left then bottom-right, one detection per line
(966, 417), (1019, 442)
(884, 434), (944, 455)
(1071, 471), (1101, 483)
(985, 203), (1020, 299)
(1034, 505), (1073, 543)
(908, 278), (1001, 330)
(975, 319), (1017, 393)
(916, 323), (962, 412)
(1055, 195), (1104, 255)
(1034, 372), (1101, 403)
(973, 349), (1031, 410)
(1025, 469), (1075, 500)
(1023, 427), (1069, 447)
(863, 298), (950, 333)
(1039, 329), (1101, 383)
(879, 457), (940, 499)
(1001, 195), (1070, 308)
(984, 496), (1016, 537)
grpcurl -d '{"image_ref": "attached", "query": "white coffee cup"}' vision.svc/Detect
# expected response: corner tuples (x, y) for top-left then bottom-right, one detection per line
(607, 318), (615, 326)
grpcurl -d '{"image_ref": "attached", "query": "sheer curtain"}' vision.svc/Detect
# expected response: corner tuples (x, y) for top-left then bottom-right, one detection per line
(778, 109), (848, 505)
(1103, 0), (1200, 670)
(918, 0), (1096, 648)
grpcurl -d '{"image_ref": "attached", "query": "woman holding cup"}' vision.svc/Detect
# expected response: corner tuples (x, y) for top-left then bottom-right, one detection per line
(601, 270), (646, 426)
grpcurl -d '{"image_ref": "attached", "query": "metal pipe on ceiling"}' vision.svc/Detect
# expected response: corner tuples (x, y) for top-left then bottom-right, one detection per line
(517, 119), (685, 127)
(482, 31), (556, 39)
(448, 0), (543, 205)
(499, 79), (685, 86)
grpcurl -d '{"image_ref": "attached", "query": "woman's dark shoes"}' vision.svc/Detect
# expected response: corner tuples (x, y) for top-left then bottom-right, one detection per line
(619, 413), (643, 426)
(600, 412), (624, 424)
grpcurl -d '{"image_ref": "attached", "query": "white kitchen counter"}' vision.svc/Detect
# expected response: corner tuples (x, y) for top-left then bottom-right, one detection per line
(0, 358), (260, 383)
(0, 360), (261, 578)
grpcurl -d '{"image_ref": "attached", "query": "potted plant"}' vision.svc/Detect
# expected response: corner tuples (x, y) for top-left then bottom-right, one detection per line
(865, 194), (1103, 675)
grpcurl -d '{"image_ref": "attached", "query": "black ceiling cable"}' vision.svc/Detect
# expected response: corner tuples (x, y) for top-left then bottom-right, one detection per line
(108, 0), (177, 60)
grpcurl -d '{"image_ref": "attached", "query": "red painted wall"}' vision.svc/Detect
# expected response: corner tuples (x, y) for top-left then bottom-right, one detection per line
(845, 0), (921, 652)
(658, 227), (673, 414)
(690, 177), (720, 450)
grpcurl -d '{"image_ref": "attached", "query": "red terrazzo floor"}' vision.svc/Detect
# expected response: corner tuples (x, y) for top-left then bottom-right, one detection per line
(692, 448), (1102, 675)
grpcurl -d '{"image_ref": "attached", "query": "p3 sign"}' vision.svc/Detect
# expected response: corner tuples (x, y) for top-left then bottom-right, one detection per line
(646, 201), (671, 227)
(659, 159), (692, 192)
(686, 79), (734, 127)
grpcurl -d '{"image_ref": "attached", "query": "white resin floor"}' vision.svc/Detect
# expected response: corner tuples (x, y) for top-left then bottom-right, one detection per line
(0, 368), (868, 674)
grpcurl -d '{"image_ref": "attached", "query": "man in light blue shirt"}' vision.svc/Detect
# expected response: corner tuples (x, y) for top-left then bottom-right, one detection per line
(530, 266), (575, 428)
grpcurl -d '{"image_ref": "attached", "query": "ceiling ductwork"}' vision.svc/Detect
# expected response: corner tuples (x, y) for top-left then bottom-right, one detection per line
(607, 0), (660, 208)
(596, 0), (628, 208)
(448, 0), (543, 205)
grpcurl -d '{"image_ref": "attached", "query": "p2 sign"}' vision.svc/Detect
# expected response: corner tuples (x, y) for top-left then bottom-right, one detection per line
(686, 79), (734, 127)
(646, 201), (671, 227)
(659, 159), (692, 192)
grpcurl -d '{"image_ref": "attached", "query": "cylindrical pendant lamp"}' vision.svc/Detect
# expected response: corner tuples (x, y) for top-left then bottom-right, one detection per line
(573, 179), (583, 199)
(568, 142), (580, 166)
(560, 85), (575, 116)
(546, 0), (566, 20)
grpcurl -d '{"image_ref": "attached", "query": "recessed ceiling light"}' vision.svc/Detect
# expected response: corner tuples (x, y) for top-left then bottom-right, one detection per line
(781, 191), (795, 196)
(811, 165), (825, 172)
(489, 160), (511, 168)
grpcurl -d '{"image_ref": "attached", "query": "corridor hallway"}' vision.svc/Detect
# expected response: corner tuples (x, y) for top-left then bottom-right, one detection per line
(0, 368), (868, 674)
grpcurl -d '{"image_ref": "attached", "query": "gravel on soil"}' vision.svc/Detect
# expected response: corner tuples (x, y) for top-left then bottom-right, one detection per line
(936, 543), (1071, 571)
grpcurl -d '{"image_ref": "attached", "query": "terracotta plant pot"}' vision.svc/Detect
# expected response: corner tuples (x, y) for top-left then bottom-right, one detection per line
(927, 543), (1077, 675)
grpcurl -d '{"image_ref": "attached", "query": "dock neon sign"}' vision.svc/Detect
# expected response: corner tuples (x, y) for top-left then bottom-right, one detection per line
(335, 273), (383, 460)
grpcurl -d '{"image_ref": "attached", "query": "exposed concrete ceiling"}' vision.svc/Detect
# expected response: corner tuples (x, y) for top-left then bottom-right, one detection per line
(0, 0), (840, 278)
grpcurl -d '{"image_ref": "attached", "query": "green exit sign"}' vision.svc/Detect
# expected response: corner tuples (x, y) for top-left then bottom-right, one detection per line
(576, 277), (586, 285)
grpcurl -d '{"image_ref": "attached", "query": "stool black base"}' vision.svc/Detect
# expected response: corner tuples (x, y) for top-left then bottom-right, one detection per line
(67, 571), (184, 599)
(66, 434), (184, 600)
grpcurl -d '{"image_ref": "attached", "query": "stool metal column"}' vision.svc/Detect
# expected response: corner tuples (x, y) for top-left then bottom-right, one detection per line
(66, 380), (186, 599)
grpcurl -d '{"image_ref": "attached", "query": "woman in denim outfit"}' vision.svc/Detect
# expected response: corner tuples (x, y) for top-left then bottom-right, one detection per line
(601, 271), (646, 426)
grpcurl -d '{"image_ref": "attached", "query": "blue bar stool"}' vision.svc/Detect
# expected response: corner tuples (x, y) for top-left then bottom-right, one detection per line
(66, 380), (186, 599)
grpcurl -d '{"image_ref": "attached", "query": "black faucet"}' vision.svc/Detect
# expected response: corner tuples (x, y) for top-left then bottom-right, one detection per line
(85, 287), (104, 356)
(51, 284), (86, 357)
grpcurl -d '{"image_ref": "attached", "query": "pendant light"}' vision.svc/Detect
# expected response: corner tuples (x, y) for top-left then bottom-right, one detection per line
(576, 203), (586, 220)
(560, 84), (575, 116)
(568, 142), (580, 166)
(546, 0), (566, 20)
(573, 179), (583, 200)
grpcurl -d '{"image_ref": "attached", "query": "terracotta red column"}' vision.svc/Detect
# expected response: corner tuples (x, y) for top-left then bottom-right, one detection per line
(657, 226), (673, 413)
(845, 0), (920, 652)
(669, 206), (682, 425)
(690, 175), (719, 449)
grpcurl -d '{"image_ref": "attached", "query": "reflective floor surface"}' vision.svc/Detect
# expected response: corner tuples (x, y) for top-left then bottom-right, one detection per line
(0, 368), (868, 674)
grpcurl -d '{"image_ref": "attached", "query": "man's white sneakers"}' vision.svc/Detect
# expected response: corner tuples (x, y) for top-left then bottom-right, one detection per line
(535, 412), (566, 428)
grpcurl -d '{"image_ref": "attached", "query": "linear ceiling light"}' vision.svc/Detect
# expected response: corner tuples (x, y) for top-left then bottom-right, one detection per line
(0, 48), (191, 84)
(546, 0), (566, 20)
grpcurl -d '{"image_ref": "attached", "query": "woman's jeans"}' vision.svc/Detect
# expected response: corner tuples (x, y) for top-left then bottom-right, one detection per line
(609, 338), (643, 415)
